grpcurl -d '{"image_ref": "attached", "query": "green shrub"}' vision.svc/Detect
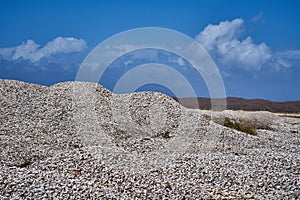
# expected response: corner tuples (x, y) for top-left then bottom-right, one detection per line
(223, 117), (257, 135)
(203, 114), (258, 135)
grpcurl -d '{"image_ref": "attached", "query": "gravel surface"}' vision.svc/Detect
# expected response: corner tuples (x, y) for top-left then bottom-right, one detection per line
(0, 79), (299, 199)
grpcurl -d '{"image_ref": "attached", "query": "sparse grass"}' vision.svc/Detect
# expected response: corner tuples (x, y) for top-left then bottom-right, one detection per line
(202, 114), (262, 135)
(222, 117), (257, 135)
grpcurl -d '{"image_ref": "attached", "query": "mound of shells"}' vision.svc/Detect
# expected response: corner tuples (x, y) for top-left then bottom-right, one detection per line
(0, 79), (299, 199)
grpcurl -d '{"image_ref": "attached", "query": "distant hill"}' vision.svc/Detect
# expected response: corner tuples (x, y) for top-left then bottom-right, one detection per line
(174, 97), (300, 113)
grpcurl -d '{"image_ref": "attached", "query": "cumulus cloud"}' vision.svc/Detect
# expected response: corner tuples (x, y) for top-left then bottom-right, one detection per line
(0, 37), (87, 62)
(0, 47), (15, 60)
(195, 18), (289, 71)
(12, 40), (40, 61)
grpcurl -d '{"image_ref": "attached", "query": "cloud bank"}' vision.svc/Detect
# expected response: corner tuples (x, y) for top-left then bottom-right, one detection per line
(195, 18), (290, 71)
(0, 21), (298, 75)
(0, 37), (87, 62)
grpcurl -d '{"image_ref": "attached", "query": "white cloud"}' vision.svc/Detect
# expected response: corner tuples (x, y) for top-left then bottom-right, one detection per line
(0, 37), (87, 62)
(195, 18), (289, 71)
(12, 40), (40, 61)
(196, 18), (244, 52)
(276, 50), (300, 60)
(0, 47), (15, 60)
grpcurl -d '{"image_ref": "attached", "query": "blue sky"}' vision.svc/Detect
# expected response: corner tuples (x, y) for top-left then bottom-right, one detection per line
(0, 0), (300, 101)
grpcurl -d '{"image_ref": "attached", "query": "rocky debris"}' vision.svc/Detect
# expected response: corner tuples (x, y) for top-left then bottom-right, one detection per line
(0, 79), (299, 199)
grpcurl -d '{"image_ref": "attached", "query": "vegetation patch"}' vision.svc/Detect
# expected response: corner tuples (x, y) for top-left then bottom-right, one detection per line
(222, 117), (257, 135)
(203, 114), (260, 135)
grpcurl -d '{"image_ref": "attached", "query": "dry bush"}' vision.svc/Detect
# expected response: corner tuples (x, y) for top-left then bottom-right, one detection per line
(202, 111), (276, 135)
(222, 117), (257, 135)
